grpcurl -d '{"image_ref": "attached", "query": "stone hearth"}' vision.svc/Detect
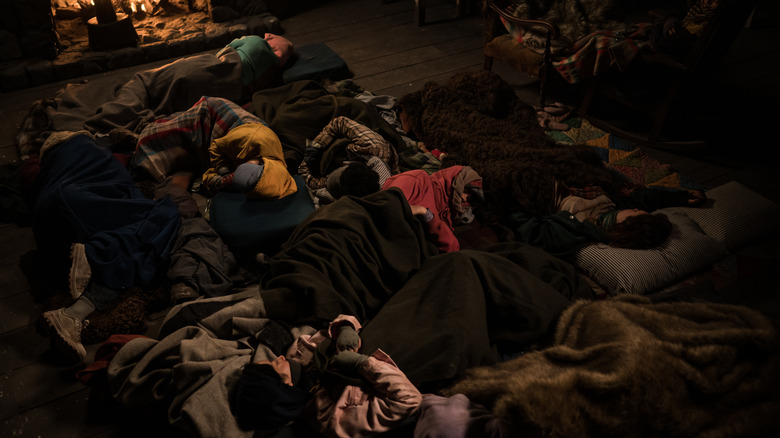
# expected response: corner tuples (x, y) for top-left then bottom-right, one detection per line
(0, 0), (283, 92)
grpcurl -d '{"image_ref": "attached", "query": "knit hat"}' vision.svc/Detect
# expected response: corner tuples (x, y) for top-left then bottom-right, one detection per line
(233, 362), (311, 431)
(232, 162), (264, 192)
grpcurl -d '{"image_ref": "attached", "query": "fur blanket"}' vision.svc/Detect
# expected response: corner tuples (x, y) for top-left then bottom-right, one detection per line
(398, 70), (622, 218)
(444, 295), (780, 437)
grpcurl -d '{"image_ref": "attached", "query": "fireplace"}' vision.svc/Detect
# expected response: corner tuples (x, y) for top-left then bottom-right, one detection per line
(0, 0), (280, 62)
(0, 0), (287, 92)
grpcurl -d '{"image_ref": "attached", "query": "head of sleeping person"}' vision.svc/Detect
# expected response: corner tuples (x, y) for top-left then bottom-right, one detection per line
(326, 161), (380, 199)
(232, 356), (311, 431)
(602, 209), (674, 249)
(232, 159), (297, 200)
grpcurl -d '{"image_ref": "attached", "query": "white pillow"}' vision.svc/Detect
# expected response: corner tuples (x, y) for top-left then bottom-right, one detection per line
(575, 211), (728, 295)
(665, 181), (780, 251)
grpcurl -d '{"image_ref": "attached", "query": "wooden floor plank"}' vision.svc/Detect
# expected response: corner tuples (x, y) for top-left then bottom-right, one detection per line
(0, 264), (29, 299)
(0, 292), (42, 334)
(357, 46), (483, 94)
(0, 357), (86, 420)
(0, 324), (51, 374)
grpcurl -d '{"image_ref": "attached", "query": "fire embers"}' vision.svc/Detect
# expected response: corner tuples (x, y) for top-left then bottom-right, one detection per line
(117, 0), (159, 20)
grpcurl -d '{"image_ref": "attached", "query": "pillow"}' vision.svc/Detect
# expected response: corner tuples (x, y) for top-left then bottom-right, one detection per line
(574, 211), (728, 295)
(665, 181), (780, 251)
(281, 42), (352, 84)
(209, 175), (315, 257)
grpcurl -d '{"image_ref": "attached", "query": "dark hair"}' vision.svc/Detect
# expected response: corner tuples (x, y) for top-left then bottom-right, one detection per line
(333, 161), (380, 198)
(606, 213), (674, 249)
(232, 363), (311, 431)
(396, 90), (424, 140)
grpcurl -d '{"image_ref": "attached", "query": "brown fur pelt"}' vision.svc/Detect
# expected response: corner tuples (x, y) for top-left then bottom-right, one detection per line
(39, 284), (169, 345)
(443, 295), (780, 437)
(397, 70), (622, 218)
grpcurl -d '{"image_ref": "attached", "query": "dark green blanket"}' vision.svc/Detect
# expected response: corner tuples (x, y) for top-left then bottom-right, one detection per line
(249, 79), (408, 171)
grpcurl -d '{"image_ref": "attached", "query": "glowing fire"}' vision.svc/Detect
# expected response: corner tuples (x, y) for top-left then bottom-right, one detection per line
(53, 0), (160, 19)
(131, 2), (146, 14)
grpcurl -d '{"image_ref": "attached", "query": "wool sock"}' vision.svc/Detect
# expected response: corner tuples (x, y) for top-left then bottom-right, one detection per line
(64, 295), (96, 321)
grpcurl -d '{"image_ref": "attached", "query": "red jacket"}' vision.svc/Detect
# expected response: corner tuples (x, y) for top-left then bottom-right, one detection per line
(382, 166), (467, 253)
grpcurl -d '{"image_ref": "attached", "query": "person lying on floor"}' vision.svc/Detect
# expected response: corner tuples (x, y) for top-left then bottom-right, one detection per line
(199, 122), (297, 199)
(128, 95), (295, 201)
(382, 165), (484, 253)
(504, 174), (707, 259)
(309, 156), (390, 205)
(30, 132), (181, 363)
(233, 314), (423, 437)
(233, 314), (502, 437)
(102, 188), (592, 437)
(297, 116), (396, 205)
(79, 33), (293, 136)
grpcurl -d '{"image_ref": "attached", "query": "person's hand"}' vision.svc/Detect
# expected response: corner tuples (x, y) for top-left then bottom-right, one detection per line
(303, 141), (322, 165)
(336, 325), (360, 352)
(410, 205), (428, 216)
(220, 172), (234, 189)
(330, 350), (369, 373)
(686, 189), (706, 206)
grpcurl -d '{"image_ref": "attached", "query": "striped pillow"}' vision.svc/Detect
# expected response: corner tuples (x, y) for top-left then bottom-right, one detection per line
(667, 181), (780, 251)
(574, 211), (728, 295)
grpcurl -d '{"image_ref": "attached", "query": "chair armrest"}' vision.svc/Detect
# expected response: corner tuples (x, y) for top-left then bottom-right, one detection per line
(484, 0), (560, 40)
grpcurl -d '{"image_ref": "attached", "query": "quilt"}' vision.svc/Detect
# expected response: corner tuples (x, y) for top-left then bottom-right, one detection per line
(548, 117), (703, 190)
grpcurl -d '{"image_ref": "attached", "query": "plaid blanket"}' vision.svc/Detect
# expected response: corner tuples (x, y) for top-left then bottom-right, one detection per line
(130, 96), (263, 182)
(552, 25), (652, 83)
(498, 0), (653, 84)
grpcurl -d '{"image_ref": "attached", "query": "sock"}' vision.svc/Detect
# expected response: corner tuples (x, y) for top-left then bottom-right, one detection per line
(63, 295), (96, 320)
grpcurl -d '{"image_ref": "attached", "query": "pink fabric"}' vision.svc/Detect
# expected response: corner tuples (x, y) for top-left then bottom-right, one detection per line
(264, 33), (294, 67)
(382, 166), (465, 253)
(309, 349), (423, 438)
(286, 314), (361, 368)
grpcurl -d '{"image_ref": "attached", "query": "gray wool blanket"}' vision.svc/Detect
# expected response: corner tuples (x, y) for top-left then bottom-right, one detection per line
(105, 189), (595, 437)
(444, 295), (780, 437)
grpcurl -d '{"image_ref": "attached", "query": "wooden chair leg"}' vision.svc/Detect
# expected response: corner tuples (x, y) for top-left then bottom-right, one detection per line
(456, 0), (468, 18)
(483, 55), (494, 71)
(415, 0), (425, 26)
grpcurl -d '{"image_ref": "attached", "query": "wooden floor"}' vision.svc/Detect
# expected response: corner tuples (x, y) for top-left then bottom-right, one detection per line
(1, 0), (779, 436)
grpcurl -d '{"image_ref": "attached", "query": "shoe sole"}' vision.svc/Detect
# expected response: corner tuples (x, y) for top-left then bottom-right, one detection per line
(43, 312), (86, 364)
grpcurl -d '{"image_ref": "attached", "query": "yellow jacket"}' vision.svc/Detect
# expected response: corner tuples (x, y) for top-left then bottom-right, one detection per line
(202, 123), (296, 199)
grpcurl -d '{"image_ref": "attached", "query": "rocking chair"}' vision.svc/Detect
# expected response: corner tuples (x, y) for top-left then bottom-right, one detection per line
(482, 0), (759, 150)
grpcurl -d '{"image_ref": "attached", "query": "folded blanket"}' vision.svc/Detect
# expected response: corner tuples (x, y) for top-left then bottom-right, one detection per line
(445, 295), (780, 437)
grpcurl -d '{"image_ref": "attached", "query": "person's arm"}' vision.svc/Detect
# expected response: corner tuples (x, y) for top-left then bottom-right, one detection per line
(412, 205), (459, 253)
(357, 351), (423, 423)
(314, 350), (422, 437)
(327, 314), (363, 352)
(614, 186), (706, 211)
(509, 209), (606, 259)
(298, 156), (328, 190)
(325, 116), (398, 172)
